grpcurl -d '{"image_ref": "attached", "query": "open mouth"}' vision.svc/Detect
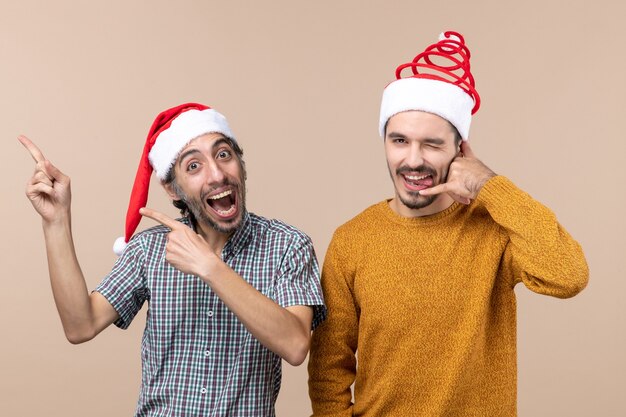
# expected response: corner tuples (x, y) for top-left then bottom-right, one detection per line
(402, 173), (434, 191)
(206, 188), (238, 219)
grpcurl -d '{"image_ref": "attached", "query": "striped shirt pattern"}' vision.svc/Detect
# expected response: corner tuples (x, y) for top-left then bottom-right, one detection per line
(95, 212), (326, 417)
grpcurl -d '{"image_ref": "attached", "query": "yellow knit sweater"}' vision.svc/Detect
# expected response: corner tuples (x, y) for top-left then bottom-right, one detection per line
(308, 176), (588, 417)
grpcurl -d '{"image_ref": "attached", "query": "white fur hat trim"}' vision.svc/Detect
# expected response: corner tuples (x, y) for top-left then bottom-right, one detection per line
(379, 77), (474, 140)
(148, 108), (234, 180)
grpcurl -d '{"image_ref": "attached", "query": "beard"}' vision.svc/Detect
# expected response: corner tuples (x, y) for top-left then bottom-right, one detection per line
(399, 191), (438, 210)
(172, 179), (246, 235)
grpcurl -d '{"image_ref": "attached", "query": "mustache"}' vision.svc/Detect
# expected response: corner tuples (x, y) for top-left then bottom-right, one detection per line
(200, 179), (240, 201)
(396, 164), (437, 177)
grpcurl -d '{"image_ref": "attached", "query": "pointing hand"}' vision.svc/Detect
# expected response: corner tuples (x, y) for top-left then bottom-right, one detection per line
(140, 207), (220, 278)
(19, 135), (72, 223)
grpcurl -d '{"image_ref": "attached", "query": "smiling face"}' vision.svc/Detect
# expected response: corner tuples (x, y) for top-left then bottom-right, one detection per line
(164, 132), (246, 236)
(384, 110), (460, 217)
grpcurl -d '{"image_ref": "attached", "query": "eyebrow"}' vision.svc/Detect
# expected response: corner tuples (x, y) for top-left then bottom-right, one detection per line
(212, 138), (231, 151)
(387, 132), (407, 139)
(177, 138), (233, 168)
(423, 138), (445, 145)
(177, 149), (201, 168)
(387, 132), (445, 145)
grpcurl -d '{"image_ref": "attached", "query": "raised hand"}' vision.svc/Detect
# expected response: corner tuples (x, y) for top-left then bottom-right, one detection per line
(18, 135), (72, 223)
(140, 207), (219, 278)
(419, 141), (496, 205)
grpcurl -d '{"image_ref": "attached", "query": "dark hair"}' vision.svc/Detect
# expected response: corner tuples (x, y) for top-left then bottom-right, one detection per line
(163, 136), (245, 216)
(450, 123), (462, 147)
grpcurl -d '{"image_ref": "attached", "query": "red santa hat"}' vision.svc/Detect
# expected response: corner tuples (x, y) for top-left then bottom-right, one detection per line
(379, 31), (480, 140)
(113, 102), (235, 255)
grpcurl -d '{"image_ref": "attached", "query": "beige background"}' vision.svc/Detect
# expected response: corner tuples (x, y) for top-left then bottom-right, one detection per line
(1, 1), (624, 416)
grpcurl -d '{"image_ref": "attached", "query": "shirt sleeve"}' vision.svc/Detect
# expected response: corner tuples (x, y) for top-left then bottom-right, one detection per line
(94, 235), (149, 329)
(274, 233), (327, 330)
(476, 175), (589, 298)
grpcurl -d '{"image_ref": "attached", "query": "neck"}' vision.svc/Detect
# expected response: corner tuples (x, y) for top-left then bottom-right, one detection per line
(194, 219), (233, 255)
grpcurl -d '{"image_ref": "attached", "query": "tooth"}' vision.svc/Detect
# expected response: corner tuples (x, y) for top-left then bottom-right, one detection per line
(217, 205), (236, 215)
(208, 190), (232, 200)
(406, 174), (428, 180)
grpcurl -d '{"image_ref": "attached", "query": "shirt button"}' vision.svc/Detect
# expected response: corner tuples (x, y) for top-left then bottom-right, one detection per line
(200, 388), (207, 394)
(207, 310), (214, 317)
(204, 350), (211, 357)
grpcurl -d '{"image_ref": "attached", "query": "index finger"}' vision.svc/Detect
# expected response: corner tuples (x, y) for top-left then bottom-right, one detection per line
(418, 183), (448, 196)
(140, 207), (182, 230)
(18, 135), (47, 163)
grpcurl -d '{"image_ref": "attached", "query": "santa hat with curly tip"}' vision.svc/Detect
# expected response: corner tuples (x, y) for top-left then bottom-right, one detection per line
(379, 31), (481, 140)
(113, 102), (235, 255)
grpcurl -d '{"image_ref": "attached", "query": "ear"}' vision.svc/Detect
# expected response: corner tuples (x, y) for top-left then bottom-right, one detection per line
(162, 181), (179, 200)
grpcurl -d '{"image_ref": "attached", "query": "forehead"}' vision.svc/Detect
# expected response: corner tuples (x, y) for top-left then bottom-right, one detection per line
(178, 132), (229, 155)
(386, 111), (456, 141)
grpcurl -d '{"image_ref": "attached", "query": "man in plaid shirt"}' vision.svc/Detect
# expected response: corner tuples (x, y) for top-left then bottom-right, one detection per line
(19, 103), (326, 416)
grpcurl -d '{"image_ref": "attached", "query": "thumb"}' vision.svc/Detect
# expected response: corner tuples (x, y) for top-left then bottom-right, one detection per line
(43, 160), (69, 184)
(460, 141), (476, 159)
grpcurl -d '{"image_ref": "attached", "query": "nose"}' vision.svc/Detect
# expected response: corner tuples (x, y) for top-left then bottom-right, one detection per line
(206, 160), (226, 185)
(405, 142), (424, 168)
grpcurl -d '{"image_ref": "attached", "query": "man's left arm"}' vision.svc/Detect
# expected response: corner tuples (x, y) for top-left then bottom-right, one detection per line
(140, 207), (324, 366)
(476, 175), (589, 297)
(420, 142), (589, 298)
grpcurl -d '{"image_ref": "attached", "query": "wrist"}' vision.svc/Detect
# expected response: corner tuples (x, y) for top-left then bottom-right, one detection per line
(199, 252), (225, 285)
(42, 213), (72, 232)
(478, 171), (497, 189)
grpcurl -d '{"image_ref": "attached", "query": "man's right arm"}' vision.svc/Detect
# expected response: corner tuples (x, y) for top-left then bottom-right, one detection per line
(20, 135), (119, 343)
(308, 233), (358, 416)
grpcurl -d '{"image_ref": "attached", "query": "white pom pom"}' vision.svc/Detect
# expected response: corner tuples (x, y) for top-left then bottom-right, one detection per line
(439, 32), (461, 43)
(113, 236), (127, 256)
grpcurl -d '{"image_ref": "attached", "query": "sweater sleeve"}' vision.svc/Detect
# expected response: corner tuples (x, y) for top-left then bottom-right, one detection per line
(308, 230), (358, 416)
(475, 176), (589, 298)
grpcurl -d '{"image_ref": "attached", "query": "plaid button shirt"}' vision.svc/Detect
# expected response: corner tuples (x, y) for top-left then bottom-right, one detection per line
(95, 212), (326, 417)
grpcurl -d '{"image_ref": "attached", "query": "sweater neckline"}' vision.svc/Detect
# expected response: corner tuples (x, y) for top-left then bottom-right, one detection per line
(377, 198), (463, 226)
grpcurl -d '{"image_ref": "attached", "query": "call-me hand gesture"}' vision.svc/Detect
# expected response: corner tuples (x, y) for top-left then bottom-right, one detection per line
(140, 207), (220, 279)
(18, 135), (72, 223)
(419, 141), (496, 205)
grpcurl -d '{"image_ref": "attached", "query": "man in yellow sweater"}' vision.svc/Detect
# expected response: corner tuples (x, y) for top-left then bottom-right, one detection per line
(307, 31), (589, 416)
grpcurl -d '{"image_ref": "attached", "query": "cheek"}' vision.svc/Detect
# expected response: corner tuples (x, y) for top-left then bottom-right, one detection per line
(437, 156), (457, 176)
(227, 168), (244, 184)
(384, 148), (403, 167)
(179, 175), (207, 195)
(427, 149), (455, 166)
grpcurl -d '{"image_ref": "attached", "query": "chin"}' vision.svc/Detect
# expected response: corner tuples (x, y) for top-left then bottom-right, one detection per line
(199, 205), (245, 234)
(399, 193), (437, 210)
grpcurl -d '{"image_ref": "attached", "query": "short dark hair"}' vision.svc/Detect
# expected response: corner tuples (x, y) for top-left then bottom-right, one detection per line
(163, 136), (245, 217)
